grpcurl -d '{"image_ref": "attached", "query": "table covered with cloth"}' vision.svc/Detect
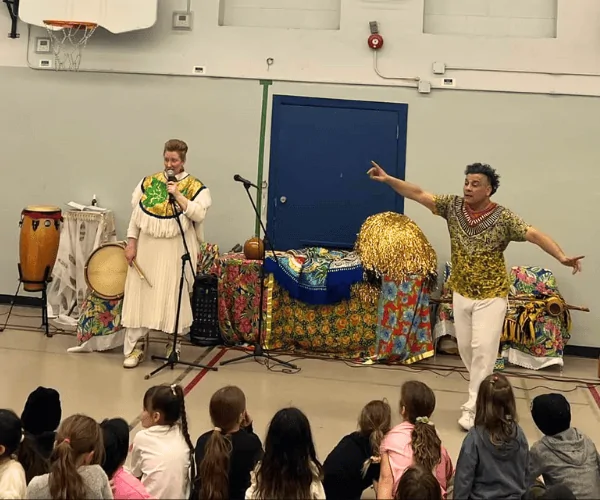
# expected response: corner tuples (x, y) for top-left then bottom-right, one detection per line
(215, 251), (434, 363)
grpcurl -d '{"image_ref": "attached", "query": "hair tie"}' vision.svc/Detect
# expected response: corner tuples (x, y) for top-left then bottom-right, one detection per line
(20, 432), (24, 443)
(491, 375), (499, 385)
(415, 416), (430, 424)
(63, 438), (71, 445)
(213, 427), (222, 433)
(170, 384), (177, 396)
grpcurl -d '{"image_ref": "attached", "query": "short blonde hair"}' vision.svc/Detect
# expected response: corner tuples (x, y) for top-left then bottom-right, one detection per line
(164, 139), (188, 162)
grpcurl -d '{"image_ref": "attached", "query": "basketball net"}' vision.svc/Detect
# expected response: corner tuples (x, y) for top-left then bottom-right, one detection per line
(43, 21), (98, 71)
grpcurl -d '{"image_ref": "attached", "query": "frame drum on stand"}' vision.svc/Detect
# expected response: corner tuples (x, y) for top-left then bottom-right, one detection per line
(19, 205), (62, 291)
(85, 242), (128, 299)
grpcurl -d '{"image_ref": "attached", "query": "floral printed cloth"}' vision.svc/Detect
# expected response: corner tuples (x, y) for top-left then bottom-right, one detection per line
(374, 276), (434, 364)
(265, 283), (377, 358)
(264, 248), (363, 305)
(71, 293), (125, 353)
(502, 266), (570, 370)
(213, 253), (268, 345)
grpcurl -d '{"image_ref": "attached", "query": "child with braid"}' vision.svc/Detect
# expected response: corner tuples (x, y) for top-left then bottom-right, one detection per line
(131, 384), (195, 499)
(378, 381), (453, 499)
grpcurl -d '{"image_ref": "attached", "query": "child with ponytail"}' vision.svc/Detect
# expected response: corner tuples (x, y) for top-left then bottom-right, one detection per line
(193, 386), (263, 500)
(453, 373), (529, 500)
(323, 399), (392, 500)
(26, 413), (112, 499)
(378, 381), (453, 499)
(130, 384), (194, 500)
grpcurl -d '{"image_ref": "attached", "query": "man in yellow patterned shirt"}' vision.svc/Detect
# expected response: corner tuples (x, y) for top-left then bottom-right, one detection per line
(368, 161), (583, 431)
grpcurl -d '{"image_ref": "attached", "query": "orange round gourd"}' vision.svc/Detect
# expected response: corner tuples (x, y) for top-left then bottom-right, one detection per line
(243, 237), (265, 260)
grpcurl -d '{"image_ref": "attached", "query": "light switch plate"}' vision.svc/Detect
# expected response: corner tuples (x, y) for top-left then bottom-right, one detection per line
(173, 11), (193, 31)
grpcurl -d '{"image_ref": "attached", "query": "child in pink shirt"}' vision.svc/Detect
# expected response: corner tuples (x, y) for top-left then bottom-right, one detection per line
(101, 418), (152, 500)
(378, 381), (453, 499)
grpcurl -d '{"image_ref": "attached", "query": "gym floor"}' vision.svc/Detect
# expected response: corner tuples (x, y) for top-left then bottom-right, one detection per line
(1, 304), (599, 498)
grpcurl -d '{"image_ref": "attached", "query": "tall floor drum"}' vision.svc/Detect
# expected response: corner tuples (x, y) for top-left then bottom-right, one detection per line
(19, 205), (62, 291)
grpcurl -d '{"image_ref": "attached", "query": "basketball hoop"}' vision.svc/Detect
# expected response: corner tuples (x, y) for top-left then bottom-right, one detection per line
(43, 20), (98, 71)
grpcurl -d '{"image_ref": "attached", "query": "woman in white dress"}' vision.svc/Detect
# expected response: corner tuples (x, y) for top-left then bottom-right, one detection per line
(122, 139), (212, 368)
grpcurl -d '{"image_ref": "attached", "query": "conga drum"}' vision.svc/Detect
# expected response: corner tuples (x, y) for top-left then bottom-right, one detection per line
(19, 205), (62, 292)
(84, 242), (129, 299)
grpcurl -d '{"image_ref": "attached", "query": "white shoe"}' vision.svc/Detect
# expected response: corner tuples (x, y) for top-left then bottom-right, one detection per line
(123, 333), (149, 369)
(123, 348), (145, 368)
(458, 410), (474, 431)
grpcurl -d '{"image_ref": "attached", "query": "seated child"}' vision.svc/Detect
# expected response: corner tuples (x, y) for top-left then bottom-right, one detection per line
(529, 393), (600, 499)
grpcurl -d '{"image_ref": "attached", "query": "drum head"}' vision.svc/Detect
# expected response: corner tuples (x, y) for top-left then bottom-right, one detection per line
(23, 205), (62, 213)
(85, 243), (128, 300)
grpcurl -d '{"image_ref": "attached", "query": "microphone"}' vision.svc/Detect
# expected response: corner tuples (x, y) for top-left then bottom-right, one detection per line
(166, 169), (177, 201)
(233, 174), (259, 189)
(166, 169), (177, 183)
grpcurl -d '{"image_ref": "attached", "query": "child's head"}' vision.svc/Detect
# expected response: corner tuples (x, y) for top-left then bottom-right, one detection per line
(358, 400), (391, 475)
(21, 387), (62, 436)
(197, 386), (247, 500)
(49, 414), (104, 500)
(530, 393), (571, 436)
(100, 418), (129, 479)
(400, 381), (442, 471)
(142, 384), (195, 479)
(256, 407), (322, 500)
(475, 373), (517, 444)
(0, 409), (22, 461)
(394, 464), (442, 500)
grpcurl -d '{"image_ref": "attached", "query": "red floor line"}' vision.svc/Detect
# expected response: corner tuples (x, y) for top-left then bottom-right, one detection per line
(587, 384), (600, 410)
(182, 347), (228, 396)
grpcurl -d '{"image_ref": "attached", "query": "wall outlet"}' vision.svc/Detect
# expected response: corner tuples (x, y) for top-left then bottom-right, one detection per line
(192, 66), (206, 75)
(173, 11), (193, 30)
(35, 37), (51, 53)
(39, 59), (52, 68)
(441, 77), (456, 87)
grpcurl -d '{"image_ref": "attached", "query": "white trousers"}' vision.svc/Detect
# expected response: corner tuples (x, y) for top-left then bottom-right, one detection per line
(452, 292), (507, 413)
(124, 327), (149, 356)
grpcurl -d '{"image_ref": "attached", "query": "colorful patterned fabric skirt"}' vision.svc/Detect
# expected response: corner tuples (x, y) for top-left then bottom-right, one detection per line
(374, 275), (434, 364)
(69, 293), (125, 353)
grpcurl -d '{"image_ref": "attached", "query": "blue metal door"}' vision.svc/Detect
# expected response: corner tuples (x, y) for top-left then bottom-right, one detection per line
(267, 96), (408, 251)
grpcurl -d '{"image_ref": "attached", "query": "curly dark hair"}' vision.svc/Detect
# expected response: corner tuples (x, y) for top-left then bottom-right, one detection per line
(465, 163), (500, 195)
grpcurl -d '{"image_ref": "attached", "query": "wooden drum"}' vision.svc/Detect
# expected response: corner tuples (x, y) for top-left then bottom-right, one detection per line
(19, 205), (62, 292)
(84, 242), (129, 300)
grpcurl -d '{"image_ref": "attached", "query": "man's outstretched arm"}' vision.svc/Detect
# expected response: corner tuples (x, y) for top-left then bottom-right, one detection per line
(525, 227), (584, 274)
(368, 161), (436, 212)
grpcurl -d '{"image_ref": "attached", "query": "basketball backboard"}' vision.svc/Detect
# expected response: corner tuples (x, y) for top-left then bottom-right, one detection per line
(19, 0), (158, 34)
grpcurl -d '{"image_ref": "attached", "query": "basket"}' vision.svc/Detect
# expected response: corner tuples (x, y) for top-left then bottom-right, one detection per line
(189, 274), (222, 347)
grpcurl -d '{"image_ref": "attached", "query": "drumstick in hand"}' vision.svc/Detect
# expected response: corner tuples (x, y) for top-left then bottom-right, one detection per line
(132, 259), (153, 288)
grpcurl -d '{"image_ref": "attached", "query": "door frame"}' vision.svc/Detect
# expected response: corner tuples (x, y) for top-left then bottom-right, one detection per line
(266, 94), (409, 248)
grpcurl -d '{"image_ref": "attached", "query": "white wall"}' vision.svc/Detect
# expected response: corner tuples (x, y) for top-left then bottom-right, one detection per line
(0, 1), (598, 346)
(1, 0), (600, 95)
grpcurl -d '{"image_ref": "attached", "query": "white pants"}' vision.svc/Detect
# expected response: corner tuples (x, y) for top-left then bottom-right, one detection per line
(453, 292), (507, 413)
(124, 327), (149, 356)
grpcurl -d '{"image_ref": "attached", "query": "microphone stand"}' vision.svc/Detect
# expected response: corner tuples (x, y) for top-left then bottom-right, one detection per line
(220, 181), (297, 370)
(145, 193), (218, 379)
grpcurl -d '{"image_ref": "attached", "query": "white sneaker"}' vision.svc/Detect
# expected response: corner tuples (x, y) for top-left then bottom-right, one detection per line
(123, 333), (149, 369)
(123, 348), (145, 368)
(458, 410), (474, 431)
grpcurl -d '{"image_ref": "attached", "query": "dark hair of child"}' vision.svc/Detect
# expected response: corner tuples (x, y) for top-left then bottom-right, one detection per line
(474, 373), (518, 445)
(359, 399), (392, 476)
(197, 386), (247, 500)
(99, 418), (129, 479)
(48, 414), (105, 500)
(400, 380), (442, 471)
(143, 384), (195, 480)
(394, 464), (442, 500)
(255, 407), (322, 500)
